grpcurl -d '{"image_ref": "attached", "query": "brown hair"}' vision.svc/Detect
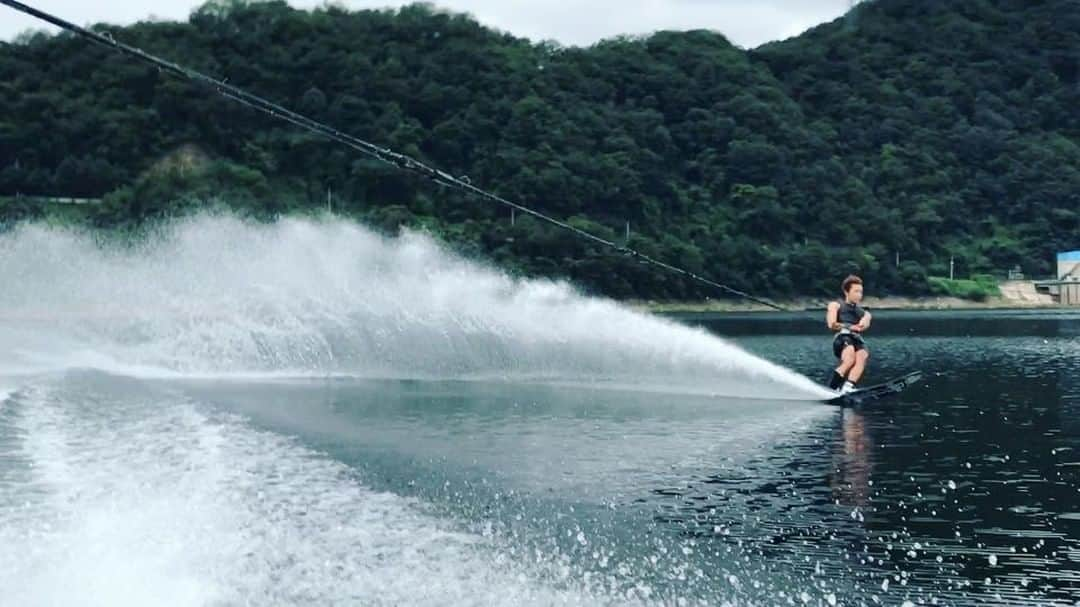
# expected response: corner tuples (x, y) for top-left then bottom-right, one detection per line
(841, 275), (863, 294)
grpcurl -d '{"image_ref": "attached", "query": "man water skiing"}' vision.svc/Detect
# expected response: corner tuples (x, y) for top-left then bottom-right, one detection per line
(826, 275), (871, 394)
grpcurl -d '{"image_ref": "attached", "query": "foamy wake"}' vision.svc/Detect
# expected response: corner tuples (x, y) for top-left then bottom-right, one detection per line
(0, 377), (666, 607)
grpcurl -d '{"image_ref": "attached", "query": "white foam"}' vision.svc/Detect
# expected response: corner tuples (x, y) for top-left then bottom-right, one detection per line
(0, 215), (831, 399)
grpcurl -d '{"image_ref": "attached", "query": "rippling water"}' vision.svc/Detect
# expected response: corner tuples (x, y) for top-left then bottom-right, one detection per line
(5, 310), (1064, 605)
(666, 309), (1080, 605)
(2, 218), (1077, 605)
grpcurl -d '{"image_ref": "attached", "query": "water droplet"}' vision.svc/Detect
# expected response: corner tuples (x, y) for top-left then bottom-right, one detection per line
(988, 554), (998, 566)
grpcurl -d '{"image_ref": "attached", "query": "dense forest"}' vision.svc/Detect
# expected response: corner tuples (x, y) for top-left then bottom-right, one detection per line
(0, 0), (1077, 299)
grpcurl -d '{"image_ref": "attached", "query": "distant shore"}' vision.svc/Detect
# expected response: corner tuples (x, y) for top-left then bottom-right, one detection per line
(628, 279), (1069, 313)
(630, 296), (1066, 314)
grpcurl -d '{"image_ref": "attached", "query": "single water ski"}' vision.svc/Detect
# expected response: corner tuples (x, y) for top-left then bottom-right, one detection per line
(823, 371), (923, 406)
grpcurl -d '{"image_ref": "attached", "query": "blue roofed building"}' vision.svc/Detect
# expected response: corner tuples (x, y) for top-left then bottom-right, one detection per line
(1037, 251), (1080, 305)
(1060, 251), (1080, 280)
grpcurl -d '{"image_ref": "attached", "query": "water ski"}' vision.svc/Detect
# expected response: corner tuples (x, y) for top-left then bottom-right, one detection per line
(823, 371), (922, 406)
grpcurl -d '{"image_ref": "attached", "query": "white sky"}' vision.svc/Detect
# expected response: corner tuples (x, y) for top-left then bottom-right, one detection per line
(0, 1), (852, 49)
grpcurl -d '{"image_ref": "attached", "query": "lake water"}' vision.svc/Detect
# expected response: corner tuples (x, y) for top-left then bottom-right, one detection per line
(2, 309), (1076, 606)
(1, 219), (1077, 606)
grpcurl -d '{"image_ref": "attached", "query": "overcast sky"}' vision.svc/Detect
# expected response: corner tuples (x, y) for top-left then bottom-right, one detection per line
(1, 1), (853, 49)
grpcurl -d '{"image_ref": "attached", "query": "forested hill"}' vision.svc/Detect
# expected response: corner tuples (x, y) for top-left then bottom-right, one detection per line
(0, 0), (1077, 298)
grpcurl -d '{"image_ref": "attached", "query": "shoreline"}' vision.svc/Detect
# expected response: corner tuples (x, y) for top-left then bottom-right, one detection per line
(629, 296), (1067, 314)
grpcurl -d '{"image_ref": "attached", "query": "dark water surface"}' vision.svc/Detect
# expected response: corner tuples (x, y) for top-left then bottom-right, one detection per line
(671, 309), (1080, 605)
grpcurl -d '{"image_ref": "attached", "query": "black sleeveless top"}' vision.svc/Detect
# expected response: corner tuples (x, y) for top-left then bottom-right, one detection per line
(836, 301), (865, 326)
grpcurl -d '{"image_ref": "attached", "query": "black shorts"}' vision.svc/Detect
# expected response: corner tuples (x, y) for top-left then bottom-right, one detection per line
(833, 333), (867, 358)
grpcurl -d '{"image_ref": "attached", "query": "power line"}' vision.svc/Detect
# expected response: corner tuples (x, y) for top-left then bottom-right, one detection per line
(1, 0), (786, 311)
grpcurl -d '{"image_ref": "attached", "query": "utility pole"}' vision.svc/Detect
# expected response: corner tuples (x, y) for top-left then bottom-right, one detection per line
(511, 207), (515, 226)
(625, 221), (630, 243)
(326, 187), (332, 214)
(950, 256), (955, 280)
